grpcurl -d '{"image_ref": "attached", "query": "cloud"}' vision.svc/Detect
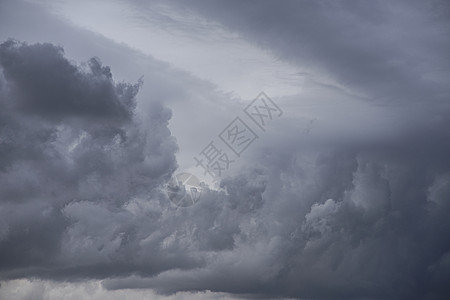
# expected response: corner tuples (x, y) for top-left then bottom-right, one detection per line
(0, 40), (136, 121)
(170, 0), (450, 105)
(1, 1), (450, 300)
(0, 279), (242, 300)
(99, 149), (450, 299)
(0, 40), (179, 279)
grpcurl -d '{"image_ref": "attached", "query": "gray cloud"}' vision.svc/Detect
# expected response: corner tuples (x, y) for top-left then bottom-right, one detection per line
(0, 41), (135, 121)
(100, 149), (450, 299)
(93, 1), (450, 299)
(0, 40), (179, 279)
(1, 1), (450, 300)
(171, 0), (450, 105)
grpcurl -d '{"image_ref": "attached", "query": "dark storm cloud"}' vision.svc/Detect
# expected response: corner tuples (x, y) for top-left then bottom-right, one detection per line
(0, 40), (135, 121)
(102, 148), (450, 300)
(0, 40), (181, 279)
(170, 0), (450, 105)
(1, 1), (450, 300)
(93, 1), (450, 299)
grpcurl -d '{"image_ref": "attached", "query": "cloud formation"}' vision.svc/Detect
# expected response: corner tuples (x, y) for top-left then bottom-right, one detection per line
(0, 40), (179, 279)
(174, 0), (450, 105)
(1, 1), (450, 299)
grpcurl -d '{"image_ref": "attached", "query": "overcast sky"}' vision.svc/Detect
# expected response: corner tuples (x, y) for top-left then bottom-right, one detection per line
(1, 0), (450, 299)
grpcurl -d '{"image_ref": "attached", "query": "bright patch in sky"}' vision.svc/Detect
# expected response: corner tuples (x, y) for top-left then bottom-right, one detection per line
(44, 0), (304, 99)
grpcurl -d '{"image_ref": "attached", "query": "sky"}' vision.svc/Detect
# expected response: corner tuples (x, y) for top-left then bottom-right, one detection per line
(0, 0), (450, 299)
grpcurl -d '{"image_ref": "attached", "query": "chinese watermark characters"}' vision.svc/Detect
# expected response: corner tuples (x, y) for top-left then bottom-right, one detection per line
(193, 92), (282, 183)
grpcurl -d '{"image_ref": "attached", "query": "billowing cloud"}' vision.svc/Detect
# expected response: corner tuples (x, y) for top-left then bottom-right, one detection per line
(1, 1), (450, 300)
(97, 149), (450, 299)
(0, 40), (179, 279)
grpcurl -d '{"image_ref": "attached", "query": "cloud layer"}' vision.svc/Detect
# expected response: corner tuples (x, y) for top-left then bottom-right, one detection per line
(1, 1), (450, 299)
